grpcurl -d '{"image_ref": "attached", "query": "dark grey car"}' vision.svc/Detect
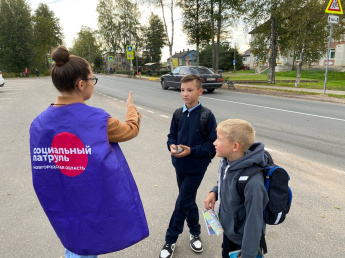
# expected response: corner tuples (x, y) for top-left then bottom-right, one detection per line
(160, 66), (223, 92)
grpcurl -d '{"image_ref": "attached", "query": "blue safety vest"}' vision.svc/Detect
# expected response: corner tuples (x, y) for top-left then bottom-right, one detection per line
(29, 103), (149, 255)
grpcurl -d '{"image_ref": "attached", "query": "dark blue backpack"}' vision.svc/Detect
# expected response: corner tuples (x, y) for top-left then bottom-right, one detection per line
(237, 151), (292, 225)
(236, 151), (292, 254)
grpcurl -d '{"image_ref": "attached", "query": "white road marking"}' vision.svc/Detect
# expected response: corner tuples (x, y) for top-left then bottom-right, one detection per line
(201, 95), (345, 122)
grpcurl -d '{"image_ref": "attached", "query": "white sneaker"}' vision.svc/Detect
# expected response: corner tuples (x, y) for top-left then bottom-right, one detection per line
(190, 234), (203, 253)
(159, 243), (175, 258)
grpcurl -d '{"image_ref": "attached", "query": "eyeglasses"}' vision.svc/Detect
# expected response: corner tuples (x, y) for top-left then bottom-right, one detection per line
(82, 76), (98, 85)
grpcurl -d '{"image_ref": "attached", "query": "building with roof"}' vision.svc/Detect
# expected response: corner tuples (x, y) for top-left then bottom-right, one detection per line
(103, 52), (127, 72)
(242, 48), (253, 70)
(246, 23), (345, 72)
(167, 49), (197, 68)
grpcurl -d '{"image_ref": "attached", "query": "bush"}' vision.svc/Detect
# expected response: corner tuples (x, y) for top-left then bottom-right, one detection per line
(1, 72), (18, 78)
(41, 69), (51, 76)
(158, 70), (170, 75)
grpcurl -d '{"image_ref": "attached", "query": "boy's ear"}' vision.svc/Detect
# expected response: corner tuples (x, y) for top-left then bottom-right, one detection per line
(198, 87), (203, 95)
(233, 142), (241, 152)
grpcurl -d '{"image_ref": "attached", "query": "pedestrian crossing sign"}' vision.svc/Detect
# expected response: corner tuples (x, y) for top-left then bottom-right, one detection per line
(325, 0), (343, 14)
(126, 45), (134, 60)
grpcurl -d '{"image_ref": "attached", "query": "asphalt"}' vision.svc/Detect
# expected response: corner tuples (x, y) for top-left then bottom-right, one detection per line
(114, 73), (345, 96)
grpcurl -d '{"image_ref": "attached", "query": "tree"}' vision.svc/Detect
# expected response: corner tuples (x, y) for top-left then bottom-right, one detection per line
(279, 0), (345, 87)
(199, 42), (242, 70)
(93, 54), (104, 72)
(0, 0), (34, 74)
(142, 0), (175, 71)
(247, 0), (345, 86)
(245, 0), (284, 84)
(97, 0), (141, 70)
(177, 0), (211, 65)
(97, 0), (121, 53)
(70, 26), (102, 70)
(32, 3), (63, 69)
(143, 13), (167, 64)
(204, 0), (246, 72)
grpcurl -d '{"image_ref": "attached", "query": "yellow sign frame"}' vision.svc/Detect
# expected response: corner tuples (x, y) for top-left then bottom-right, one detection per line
(172, 58), (179, 68)
(126, 45), (134, 60)
(325, 0), (343, 14)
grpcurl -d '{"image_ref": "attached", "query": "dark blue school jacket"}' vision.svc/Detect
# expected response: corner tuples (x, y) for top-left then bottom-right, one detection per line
(167, 104), (217, 174)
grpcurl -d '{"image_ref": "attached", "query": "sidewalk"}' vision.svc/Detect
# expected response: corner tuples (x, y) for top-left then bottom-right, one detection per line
(234, 83), (345, 96)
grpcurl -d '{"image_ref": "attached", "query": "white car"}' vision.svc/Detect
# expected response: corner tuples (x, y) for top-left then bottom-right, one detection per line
(0, 71), (4, 87)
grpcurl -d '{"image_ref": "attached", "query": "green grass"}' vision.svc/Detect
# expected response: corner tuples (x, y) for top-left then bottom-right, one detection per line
(224, 70), (345, 91)
(328, 93), (345, 98)
(231, 70), (256, 74)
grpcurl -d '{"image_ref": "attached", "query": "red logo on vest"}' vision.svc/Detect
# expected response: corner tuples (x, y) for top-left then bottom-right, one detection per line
(51, 132), (88, 177)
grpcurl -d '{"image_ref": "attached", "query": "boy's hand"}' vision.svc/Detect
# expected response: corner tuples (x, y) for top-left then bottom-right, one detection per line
(170, 144), (177, 153)
(171, 144), (190, 158)
(204, 192), (216, 210)
(126, 91), (133, 108)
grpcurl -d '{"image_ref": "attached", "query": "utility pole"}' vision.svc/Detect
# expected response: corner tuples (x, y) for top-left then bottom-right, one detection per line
(234, 43), (236, 71)
(88, 43), (91, 65)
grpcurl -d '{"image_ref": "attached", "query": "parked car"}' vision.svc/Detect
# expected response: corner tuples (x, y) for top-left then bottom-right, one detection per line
(0, 71), (4, 87)
(208, 68), (224, 73)
(160, 66), (223, 92)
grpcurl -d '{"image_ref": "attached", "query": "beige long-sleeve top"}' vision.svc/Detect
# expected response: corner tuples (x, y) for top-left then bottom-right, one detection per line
(54, 96), (141, 143)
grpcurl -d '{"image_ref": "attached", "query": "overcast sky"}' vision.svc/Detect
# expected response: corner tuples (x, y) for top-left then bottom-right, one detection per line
(28, 0), (249, 61)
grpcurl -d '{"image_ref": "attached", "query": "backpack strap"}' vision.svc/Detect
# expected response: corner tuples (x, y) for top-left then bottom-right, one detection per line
(173, 106), (210, 139)
(236, 166), (264, 201)
(199, 106), (211, 138)
(234, 166), (264, 230)
(173, 107), (183, 128)
(260, 234), (268, 254)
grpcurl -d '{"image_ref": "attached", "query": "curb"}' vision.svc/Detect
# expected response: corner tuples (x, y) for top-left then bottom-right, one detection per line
(149, 77), (160, 81)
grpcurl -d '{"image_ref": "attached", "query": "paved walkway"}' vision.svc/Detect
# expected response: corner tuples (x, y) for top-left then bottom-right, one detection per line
(234, 83), (345, 96)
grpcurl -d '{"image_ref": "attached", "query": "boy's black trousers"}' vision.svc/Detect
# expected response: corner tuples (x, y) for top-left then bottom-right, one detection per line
(165, 171), (206, 244)
(222, 234), (241, 257)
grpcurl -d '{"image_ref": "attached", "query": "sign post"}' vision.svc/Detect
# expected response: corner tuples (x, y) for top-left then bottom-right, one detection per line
(126, 45), (134, 60)
(324, 0), (343, 94)
(126, 45), (134, 74)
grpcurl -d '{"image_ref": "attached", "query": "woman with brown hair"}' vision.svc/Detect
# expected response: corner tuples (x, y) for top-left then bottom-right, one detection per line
(29, 46), (149, 258)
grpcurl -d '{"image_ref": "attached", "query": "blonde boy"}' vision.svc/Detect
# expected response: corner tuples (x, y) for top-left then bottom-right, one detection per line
(204, 119), (268, 258)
